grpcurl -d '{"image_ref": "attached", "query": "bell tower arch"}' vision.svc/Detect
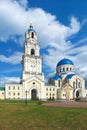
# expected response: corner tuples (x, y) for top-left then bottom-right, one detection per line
(31, 49), (35, 55)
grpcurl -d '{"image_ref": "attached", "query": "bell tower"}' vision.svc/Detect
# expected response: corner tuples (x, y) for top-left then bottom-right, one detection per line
(22, 23), (44, 81)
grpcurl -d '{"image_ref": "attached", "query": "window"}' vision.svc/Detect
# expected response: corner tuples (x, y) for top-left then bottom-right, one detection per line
(31, 49), (35, 55)
(18, 87), (20, 90)
(58, 80), (60, 87)
(13, 93), (15, 95)
(13, 86), (15, 90)
(46, 93), (48, 96)
(50, 88), (51, 91)
(9, 92), (11, 95)
(53, 88), (55, 91)
(33, 82), (35, 85)
(67, 68), (68, 71)
(31, 32), (34, 38)
(63, 94), (66, 97)
(63, 68), (65, 71)
(78, 82), (80, 88)
(2, 92), (4, 95)
(46, 88), (48, 91)
(18, 92), (20, 96)
(73, 81), (75, 88)
(70, 68), (72, 71)
(9, 86), (11, 90)
(53, 93), (55, 96)
(60, 69), (61, 72)
(76, 79), (77, 88)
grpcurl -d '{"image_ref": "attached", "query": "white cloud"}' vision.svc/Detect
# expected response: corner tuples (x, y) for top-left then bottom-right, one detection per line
(69, 17), (80, 35)
(0, 52), (23, 64)
(0, 76), (21, 86)
(0, 0), (87, 84)
(0, 0), (80, 47)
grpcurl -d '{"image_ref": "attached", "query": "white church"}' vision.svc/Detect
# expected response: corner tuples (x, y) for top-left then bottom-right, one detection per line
(0, 24), (87, 100)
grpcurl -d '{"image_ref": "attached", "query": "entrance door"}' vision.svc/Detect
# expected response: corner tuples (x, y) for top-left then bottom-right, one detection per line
(31, 89), (37, 100)
(76, 90), (79, 98)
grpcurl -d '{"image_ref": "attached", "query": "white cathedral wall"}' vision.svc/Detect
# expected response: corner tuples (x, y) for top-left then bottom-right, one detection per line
(22, 73), (44, 82)
(69, 76), (85, 97)
(5, 84), (23, 99)
(81, 80), (86, 97)
(22, 77), (45, 100)
(45, 86), (57, 100)
(0, 91), (5, 99)
(85, 89), (87, 97)
(55, 80), (62, 88)
(23, 57), (42, 74)
(57, 89), (74, 100)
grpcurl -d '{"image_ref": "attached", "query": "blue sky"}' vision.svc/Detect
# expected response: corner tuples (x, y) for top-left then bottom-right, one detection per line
(0, 0), (87, 86)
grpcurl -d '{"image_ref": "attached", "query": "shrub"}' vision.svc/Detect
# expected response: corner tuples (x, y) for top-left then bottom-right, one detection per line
(75, 97), (81, 101)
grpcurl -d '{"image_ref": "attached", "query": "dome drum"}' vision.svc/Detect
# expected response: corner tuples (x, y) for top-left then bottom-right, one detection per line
(57, 65), (74, 72)
(56, 58), (74, 75)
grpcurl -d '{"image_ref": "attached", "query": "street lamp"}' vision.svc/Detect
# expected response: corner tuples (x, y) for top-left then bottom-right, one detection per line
(25, 90), (28, 105)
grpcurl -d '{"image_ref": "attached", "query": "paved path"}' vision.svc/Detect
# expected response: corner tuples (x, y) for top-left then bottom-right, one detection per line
(44, 101), (87, 108)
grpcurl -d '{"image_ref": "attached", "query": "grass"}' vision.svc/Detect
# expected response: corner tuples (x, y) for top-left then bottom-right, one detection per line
(0, 100), (87, 130)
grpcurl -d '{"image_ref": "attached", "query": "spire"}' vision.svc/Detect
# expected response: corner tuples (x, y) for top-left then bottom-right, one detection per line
(29, 21), (33, 29)
(64, 53), (66, 59)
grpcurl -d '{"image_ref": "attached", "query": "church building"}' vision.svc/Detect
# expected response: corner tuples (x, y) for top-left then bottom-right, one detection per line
(0, 24), (87, 100)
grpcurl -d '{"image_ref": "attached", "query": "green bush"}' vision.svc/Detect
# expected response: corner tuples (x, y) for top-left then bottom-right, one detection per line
(75, 97), (81, 101)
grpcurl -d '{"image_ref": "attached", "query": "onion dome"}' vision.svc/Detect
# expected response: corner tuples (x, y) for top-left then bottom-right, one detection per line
(27, 23), (36, 33)
(57, 58), (74, 66)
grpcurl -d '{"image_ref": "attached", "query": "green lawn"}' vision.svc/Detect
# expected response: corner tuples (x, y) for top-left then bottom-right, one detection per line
(0, 101), (87, 130)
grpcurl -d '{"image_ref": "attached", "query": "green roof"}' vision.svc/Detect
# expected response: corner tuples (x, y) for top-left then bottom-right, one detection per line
(0, 87), (5, 91)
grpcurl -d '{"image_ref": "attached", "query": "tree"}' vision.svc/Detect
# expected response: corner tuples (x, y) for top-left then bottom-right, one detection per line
(48, 77), (55, 85)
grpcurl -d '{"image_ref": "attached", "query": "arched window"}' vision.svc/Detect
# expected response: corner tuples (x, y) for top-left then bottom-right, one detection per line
(58, 80), (60, 87)
(63, 68), (65, 71)
(76, 79), (77, 88)
(67, 68), (68, 71)
(31, 32), (34, 38)
(60, 69), (61, 72)
(31, 49), (35, 55)
(73, 81), (75, 88)
(78, 82), (80, 88)
(70, 68), (72, 71)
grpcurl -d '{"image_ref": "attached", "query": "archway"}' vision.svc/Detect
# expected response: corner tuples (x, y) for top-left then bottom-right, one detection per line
(76, 90), (79, 98)
(31, 32), (34, 38)
(31, 89), (37, 100)
(31, 49), (35, 55)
